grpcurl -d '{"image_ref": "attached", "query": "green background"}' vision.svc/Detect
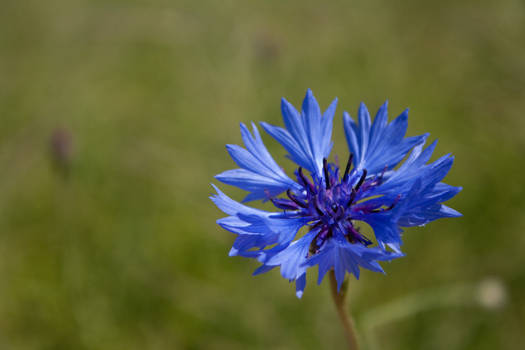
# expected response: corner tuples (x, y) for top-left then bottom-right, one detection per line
(1, 0), (524, 349)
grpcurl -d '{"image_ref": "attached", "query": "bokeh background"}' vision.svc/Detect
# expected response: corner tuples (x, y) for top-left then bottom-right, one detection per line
(1, 0), (524, 349)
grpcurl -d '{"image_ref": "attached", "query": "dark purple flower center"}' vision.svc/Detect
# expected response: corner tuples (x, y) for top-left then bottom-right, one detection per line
(270, 154), (398, 255)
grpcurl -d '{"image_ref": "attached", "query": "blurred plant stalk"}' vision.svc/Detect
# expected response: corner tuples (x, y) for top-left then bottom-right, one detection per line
(330, 270), (360, 350)
(50, 128), (73, 179)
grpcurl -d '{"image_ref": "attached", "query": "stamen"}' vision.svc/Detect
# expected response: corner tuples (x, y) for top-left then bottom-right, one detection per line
(379, 165), (387, 181)
(271, 198), (299, 210)
(354, 169), (367, 192)
(342, 153), (353, 182)
(286, 189), (307, 208)
(371, 166), (388, 186)
(314, 200), (324, 216)
(346, 188), (357, 208)
(298, 167), (315, 193)
(323, 158), (330, 189)
(359, 233), (373, 246)
(309, 227), (330, 255)
(370, 202), (396, 213)
(310, 221), (323, 229)
(308, 241), (317, 256)
(370, 195), (400, 213)
(345, 224), (372, 246)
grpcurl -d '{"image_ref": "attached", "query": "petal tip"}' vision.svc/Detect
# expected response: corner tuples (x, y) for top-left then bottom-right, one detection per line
(229, 247), (239, 256)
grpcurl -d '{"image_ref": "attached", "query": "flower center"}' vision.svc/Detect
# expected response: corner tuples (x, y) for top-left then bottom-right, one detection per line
(270, 154), (398, 255)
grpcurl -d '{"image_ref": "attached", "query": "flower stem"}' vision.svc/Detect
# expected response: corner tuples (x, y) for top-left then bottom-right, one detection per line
(329, 270), (360, 350)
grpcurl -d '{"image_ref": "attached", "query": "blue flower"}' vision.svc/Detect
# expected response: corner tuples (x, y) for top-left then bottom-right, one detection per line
(211, 89), (461, 298)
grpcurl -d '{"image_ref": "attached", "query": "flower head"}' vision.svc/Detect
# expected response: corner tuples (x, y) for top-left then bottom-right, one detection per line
(211, 89), (461, 298)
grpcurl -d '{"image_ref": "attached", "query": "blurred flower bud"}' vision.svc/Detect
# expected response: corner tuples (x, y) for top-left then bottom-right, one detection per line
(477, 277), (507, 310)
(50, 128), (73, 178)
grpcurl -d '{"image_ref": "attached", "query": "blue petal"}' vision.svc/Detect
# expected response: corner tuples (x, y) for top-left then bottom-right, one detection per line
(352, 180), (426, 246)
(211, 185), (308, 257)
(304, 238), (402, 291)
(355, 211), (404, 246)
(261, 89), (336, 178)
(398, 184), (463, 227)
(264, 230), (318, 281)
(253, 264), (276, 275)
(371, 140), (462, 227)
(295, 273), (307, 298)
(210, 184), (264, 217)
(321, 98), (337, 160)
(344, 103), (427, 174)
(217, 216), (256, 236)
(343, 111), (360, 163)
(216, 123), (300, 202)
(357, 102), (371, 163)
(229, 235), (275, 257)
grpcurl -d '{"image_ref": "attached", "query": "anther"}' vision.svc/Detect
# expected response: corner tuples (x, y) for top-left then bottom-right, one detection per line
(309, 228), (327, 256)
(370, 195), (400, 213)
(342, 153), (353, 182)
(323, 158), (330, 189)
(298, 167), (315, 193)
(354, 169), (367, 192)
(270, 198), (299, 210)
(310, 221), (322, 230)
(286, 189), (307, 208)
(359, 233), (373, 246)
(371, 166), (387, 186)
(346, 188), (357, 208)
(314, 200), (324, 216)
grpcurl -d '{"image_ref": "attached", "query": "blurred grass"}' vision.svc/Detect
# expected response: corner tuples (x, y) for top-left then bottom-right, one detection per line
(1, 0), (524, 349)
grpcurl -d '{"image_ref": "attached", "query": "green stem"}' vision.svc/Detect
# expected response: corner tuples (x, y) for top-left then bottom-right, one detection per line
(329, 270), (360, 350)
